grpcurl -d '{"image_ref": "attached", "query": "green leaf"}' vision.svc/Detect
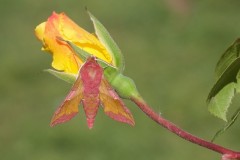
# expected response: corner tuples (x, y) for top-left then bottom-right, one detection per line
(235, 71), (240, 93)
(211, 107), (240, 142)
(215, 39), (240, 79)
(208, 83), (235, 121)
(88, 11), (125, 72)
(207, 58), (240, 100)
(207, 39), (240, 121)
(44, 69), (76, 84)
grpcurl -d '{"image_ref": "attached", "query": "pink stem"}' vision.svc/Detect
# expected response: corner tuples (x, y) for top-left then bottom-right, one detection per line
(131, 96), (240, 159)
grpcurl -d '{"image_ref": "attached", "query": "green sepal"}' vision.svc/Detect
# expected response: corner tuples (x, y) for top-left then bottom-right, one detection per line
(88, 11), (125, 72)
(44, 69), (77, 84)
(96, 58), (116, 69)
(58, 38), (116, 70)
(56, 37), (88, 61)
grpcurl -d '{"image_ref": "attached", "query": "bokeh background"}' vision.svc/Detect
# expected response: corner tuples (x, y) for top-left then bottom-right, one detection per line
(1, 0), (240, 159)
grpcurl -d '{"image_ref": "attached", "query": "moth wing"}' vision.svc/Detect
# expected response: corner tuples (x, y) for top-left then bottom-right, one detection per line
(50, 75), (83, 127)
(99, 78), (135, 126)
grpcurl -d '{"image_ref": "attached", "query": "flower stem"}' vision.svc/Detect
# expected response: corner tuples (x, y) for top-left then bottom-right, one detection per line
(131, 96), (240, 159)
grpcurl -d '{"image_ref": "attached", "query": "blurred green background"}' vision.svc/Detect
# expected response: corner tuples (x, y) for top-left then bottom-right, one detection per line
(1, 0), (240, 159)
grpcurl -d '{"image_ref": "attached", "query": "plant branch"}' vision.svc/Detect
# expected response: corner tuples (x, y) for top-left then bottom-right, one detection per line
(131, 96), (240, 159)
